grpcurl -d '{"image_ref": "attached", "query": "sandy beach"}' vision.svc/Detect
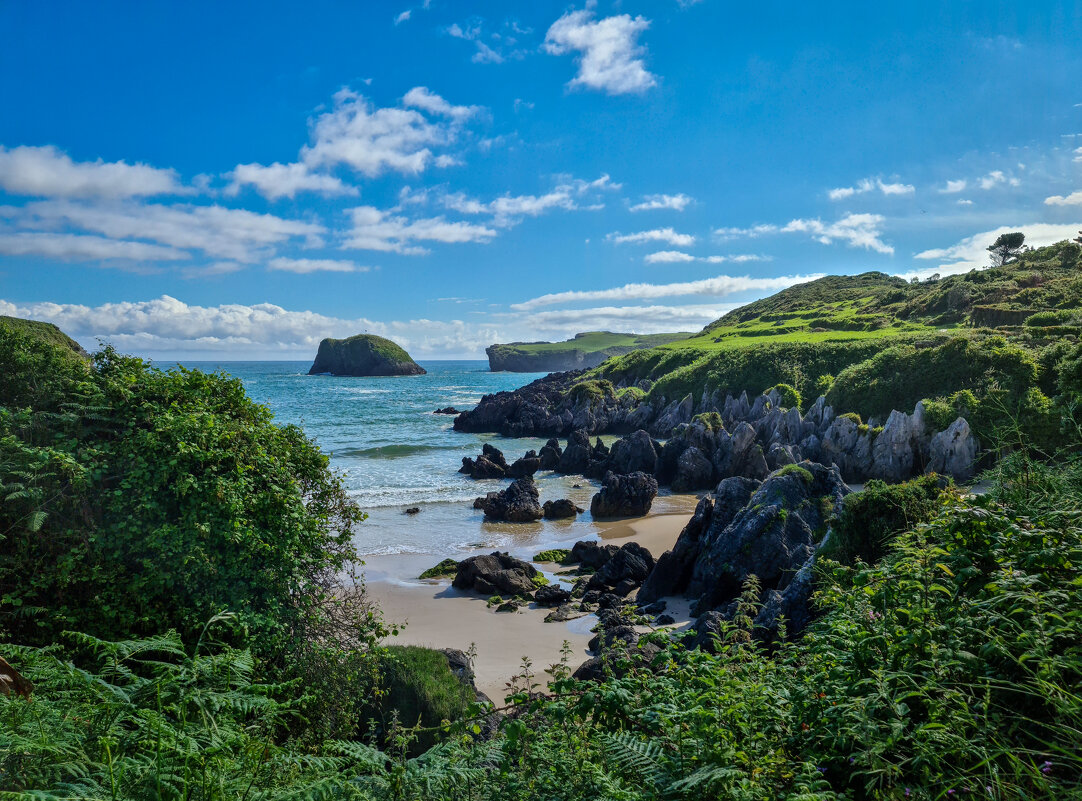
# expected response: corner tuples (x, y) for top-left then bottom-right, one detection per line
(362, 494), (700, 701)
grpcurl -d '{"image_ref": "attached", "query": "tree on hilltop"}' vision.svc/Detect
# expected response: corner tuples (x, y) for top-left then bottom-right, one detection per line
(987, 231), (1026, 266)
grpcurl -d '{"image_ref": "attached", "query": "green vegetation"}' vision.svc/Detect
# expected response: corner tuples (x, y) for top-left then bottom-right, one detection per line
(770, 382), (802, 411)
(325, 332), (416, 364)
(5, 292), (1082, 799)
(821, 474), (951, 564)
(487, 331), (694, 371)
(775, 463), (813, 483)
(568, 378), (616, 405)
(583, 241), (1082, 432)
(365, 645), (477, 754)
(691, 411), (724, 430)
(530, 574), (550, 588)
(419, 558), (460, 579)
(533, 548), (572, 564)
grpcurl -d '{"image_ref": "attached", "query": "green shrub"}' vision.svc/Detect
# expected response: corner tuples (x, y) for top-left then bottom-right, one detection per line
(839, 411), (862, 425)
(568, 379), (616, 405)
(820, 474), (950, 565)
(775, 463), (813, 483)
(815, 373), (835, 396)
(769, 383), (802, 411)
(1025, 309), (1071, 327)
(691, 411), (724, 430)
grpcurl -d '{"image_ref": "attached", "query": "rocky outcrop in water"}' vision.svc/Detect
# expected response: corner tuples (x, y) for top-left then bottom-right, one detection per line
(472, 477), (543, 522)
(460, 443), (508, 479)
(308, 334), (425, 376)
(542, 499), (583, 519)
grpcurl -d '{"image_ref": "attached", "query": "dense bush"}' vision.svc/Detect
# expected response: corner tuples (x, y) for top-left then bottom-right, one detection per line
(769, 382), (802, 411)
(820, 474), (951, 564)
(827, 336), (1037, 421)
(0, 327), (387, 739)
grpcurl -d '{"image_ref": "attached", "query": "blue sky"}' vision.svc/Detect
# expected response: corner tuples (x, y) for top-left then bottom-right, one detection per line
(1, 0), (1080, 359)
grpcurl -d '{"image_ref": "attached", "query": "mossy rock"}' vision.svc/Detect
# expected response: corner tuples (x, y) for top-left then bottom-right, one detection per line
(309, 333), (425, 376)
(419, 558), (459, 580)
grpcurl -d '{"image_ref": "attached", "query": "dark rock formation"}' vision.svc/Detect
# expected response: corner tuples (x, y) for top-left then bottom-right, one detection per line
(453, 552), (540, 596)
(404, 507), (420, 515)
(434, 407), (462, 415)
(460, 443), (508, 479)
(607, 429), (660, 475)
(586, 542), (656, 597)
(308, 333), (425, 376)
(506, 451), (542, 479)
(534, 584), (572, 607)
(590, 471), (658, 518)
(538, 438), (563, 469)
(570, 540), (619, 570)
(542, 499), (583, 519)
(558, 429), (593, 474)
(472, 477), (543, 522)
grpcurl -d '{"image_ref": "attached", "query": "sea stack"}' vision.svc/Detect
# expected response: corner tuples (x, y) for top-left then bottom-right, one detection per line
(308, 334), (426, 376)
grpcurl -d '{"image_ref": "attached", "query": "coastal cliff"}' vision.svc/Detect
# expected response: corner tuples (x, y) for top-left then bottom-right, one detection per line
(309, 333), (426, 376)
(486, 331), (692, 372)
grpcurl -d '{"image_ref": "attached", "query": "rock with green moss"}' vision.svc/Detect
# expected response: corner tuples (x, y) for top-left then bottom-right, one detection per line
(418, 558), (459, 580)
(308, 333), (425, 376)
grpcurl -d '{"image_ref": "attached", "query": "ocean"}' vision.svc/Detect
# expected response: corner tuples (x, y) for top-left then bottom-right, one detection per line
(174, 360), (686, 559)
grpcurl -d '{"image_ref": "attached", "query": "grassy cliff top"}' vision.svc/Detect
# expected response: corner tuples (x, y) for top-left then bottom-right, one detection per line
(0, 315), (89, 359)
(490, 331), (694, 355)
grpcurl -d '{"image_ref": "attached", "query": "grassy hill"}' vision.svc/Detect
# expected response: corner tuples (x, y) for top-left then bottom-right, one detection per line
(587, 239), (1082, 423)
(0, 315), (88, 358)
(486, 330), (694, 371)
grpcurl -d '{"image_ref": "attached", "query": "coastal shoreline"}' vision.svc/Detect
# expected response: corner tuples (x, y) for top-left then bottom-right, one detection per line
(361, 497), (700, 701)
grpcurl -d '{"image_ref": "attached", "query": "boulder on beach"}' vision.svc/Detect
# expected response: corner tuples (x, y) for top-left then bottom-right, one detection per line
(452, 551), (540, 596)
(460, 443), (509, 479)
(590, 471), (658, 518)
(308, 333), (425, 376)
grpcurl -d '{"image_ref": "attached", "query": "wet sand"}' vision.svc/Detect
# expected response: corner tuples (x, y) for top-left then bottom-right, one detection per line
(361, 495), (700, 701)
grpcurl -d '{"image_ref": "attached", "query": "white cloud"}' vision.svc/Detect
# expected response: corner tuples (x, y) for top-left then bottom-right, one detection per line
(301, 88), (450, 177)
(0, 232), (187, 262)
(914, 223), (1082, 272)
(629, 193), (692, 212)
(828, 177), (914, 201)
(0, 145), (188, 199)
(447, 20), (525, 65)
(1045, 191), (1082, 206)
(401, 86), (480, 121)
(717, 212), (893, 254)
(644, 250), (695, 263)
(181, 261), (246, 279)
(940, 179), (967, 194)
(10, 199), (325, 262)
(343, 206), (496, 254)
(511, 272), (823, 310)
(266, 257), (370, 273)
(643, 250), (767, 265)
(957, 199), (974, 206)
(608, 227), (695, 246)
(544, 8), (657, 95)
(394, 9), (411, 24)
(1075, 147), (1082, 163)
(224, 162), (357, 200)
(977, 170), (1019, 190)
(524, 303), (736, 336)
(442, 174), (617, 226)
(0, 295), (503, 358)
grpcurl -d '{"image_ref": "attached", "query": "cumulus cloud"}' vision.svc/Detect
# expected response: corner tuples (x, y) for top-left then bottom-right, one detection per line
(977, 170), (1020, 190)
(0, 295), (501, 358)
(0, 232), (187, 262)
(0, 145), (188, 199)
(717, 212), (893, 254)
(343, 206), (496, 254)
(511, 272), (823, 310)
(914, 223), (1082, 273)
(608, 227), (695, 247)
(1075, 147), (1082, 163)
(644, 250), (695, 263)
(401, 86), (481, 121)
(828, 178), (914, 201)
(442, 174), (617, 226)
(394, 9), (411, 24)
(266, 257), (370, 273)
(9, 199), (325, 262)
(1045, 191), (1082, 206)
(224, 162), (357, 200)
(940, 179), (967, 194)
(544, 8), (657, 95)
(629, 193), (691, 212)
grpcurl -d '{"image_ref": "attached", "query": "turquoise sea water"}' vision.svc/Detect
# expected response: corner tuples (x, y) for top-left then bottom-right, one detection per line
(176, 360), (620, 557)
